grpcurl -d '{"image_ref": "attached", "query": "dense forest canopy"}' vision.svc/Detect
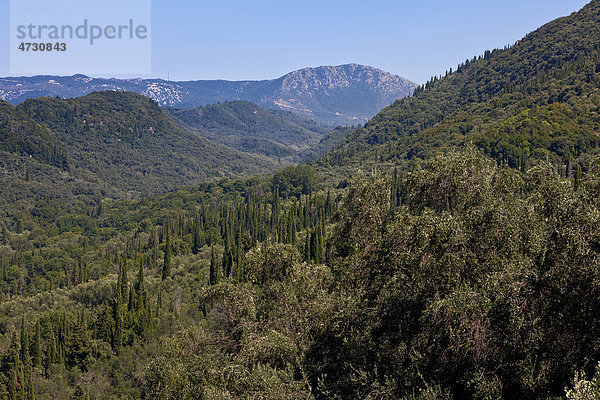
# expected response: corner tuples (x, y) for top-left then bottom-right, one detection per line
(3, 148), (600, 398)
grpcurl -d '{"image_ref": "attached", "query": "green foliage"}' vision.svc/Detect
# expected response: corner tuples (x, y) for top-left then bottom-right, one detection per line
(566, 363), (600, 400)
(308, 148), (600, 399)
(1, 2), (600, 398)
(476, 102), (600, 172)
(162, 233), (172, 280)
(0, 101), (68, 169)
(168, 101), (330, 162)
(0, 162), (341, 397)
(272, 165), (319, 199)
(245, 243), (299, 284)
(3, 145), (600, 398)
(9, 91), (279, 199)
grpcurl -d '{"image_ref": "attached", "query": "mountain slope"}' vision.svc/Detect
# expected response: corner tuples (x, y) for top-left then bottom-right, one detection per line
(0, 100), (68, 169)
(0, 101), (118, 217)
(0, 64), (417, 126)
(15, 92), (279, 195)
(320, 1), (600, 173)
(167, 101), (330, 161)
(268, 64), (416, 125)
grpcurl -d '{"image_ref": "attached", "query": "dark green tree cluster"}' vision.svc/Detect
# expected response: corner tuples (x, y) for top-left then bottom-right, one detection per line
(307, 148), (600, 399)
(0, 311), (92, 399)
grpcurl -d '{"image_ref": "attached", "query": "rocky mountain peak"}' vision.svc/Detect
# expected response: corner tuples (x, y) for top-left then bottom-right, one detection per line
(0, 64), (417, 126)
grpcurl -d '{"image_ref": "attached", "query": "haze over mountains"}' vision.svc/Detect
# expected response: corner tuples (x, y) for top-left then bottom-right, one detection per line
(0, 64), (417, 126)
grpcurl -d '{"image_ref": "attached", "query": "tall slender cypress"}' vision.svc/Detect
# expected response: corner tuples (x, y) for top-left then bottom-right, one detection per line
(209, 247), (218, 285)
(235, 227), (243, 282)
(192, 214), (200, 255)
(33, 321), (41, 368)
(574, 164), (582, 191)
(162, 232), (172, 280)
(304, 230), (311, 263)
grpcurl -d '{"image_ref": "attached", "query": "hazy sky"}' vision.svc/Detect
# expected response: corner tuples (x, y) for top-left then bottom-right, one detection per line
(0, 0), (591, 83)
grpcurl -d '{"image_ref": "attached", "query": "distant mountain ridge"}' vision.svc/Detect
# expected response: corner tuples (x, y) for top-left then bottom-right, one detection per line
(0, 64), (417, 126)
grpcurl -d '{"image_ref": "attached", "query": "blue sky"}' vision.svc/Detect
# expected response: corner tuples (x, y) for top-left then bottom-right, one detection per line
(0, 0), (591, 83)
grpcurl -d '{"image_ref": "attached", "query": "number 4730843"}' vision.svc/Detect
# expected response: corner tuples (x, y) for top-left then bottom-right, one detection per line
(18, 43), (67, 52)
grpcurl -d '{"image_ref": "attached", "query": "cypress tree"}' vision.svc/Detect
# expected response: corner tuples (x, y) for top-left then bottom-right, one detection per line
(192, 214), (200, 255)
(26, 365), (34, 400)
(235, 228), (243, 282)
(325, 190), (333, 218)
(120, 259), (128, 301)
(304, 230), (311, 263)
(290, 209), (297, 246)
(391, 168), (399, 207)
(209, 247), (218, 285)
(136, 261), (147, 310)
(20, 318), (26, 362)
(157, 286), (163, 312)
(20, 318), (30, 375)
(69, 310), (90, 372)
(222, 232), (233, 278)
(574, 164), (582, 191)
(128, 283), (135, 312)
(271, 188), (280, 238)
(521, 147), (531, 173)
(315, 220), (324, 264)
(46, 330), (57, 376)
(18, 361), (25, 400)
(8, 368), (16, 399)
(116, 261), (123, 305)
(113, 300), (123, 352)
(162, 232), (172, 280)
(32, 321), (41, 368)
(8, 332), (19, 398)
(310, 228), (317, 262)
(285, 211), (292, 244)
(58, 313), (68, 365)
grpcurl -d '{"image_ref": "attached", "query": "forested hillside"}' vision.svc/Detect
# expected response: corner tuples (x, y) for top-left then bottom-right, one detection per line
(1, 1), (600, 399)
(168, 101), (330, 162)
(0, 100), (118, 222)
(320, 0), (600, 176)
(16, 92), (279, 196)
(2, 148), (600, 398)
(0, 101), (67, 170)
